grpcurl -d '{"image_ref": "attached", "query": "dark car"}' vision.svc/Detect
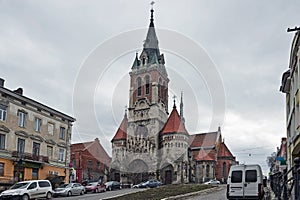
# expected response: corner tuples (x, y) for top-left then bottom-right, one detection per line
(85, 182), (106, 193)
(140, 180), (161, 188)
(105, 181), (121, 191)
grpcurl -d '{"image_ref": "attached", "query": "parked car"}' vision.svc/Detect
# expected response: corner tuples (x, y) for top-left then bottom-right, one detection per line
(204, 179), (220, 185)
(140, 180), (161, 188)
(53, 183), (85, 197)
(85, 182), (106, 193)
(0, 180), (53, 200)
(132, 182), (144, 188)
(105, 181), (121, 191)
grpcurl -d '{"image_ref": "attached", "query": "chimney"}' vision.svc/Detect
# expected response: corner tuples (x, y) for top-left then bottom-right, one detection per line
(14, 88), (23, 95)
(0, 78), (4, 87)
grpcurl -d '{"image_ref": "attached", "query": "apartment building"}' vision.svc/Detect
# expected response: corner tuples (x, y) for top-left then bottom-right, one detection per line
(280, 30), (300, 168)
(0, 78), (75, 187)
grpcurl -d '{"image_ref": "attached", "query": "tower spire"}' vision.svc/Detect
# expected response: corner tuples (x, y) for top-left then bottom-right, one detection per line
(150, 1), (155, 27)
(180, 92), (185, 125)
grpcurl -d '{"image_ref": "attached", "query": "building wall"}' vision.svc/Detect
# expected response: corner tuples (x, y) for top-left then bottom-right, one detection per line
(0, 84), (74, 185)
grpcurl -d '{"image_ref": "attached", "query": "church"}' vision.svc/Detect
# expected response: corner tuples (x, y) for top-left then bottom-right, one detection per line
(110, 7), (237, 185)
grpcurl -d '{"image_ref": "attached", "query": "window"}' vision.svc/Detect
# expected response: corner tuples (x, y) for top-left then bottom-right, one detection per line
(28, 182), (37, 190)
(0, 134), (5, 150)
(137, 77), (142, 96)
(47, 146), (53, 159)
(231, 171), (242, 183)
(48, 123), (54, 135)
(0, 105), (7, 121)
(32, 142), (40, 158)
(145, 75), (150, 95)
(17, 138), (25, 154)
(38, 181), (50, 188)
(59, 127), (65, 140)
(72, 159), (76, 168)
(18, 111), (26, 127)
(222, 162), (226, 178)
(206, 164), (210, 177)
(34, 118), (41, 132)
(0, 163), (4, 176)
(87, 160), (92, 169)
(158, 78), (162, 97)
(32, 168), (38, 180)
(246, 170), (257, 182)
(97, 162), (101, 170)
(58, 148), (64, 161)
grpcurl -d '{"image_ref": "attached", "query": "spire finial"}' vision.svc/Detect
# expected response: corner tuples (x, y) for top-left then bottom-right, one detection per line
(124, 105), (128, 117)
(150, 1), (155, 27)
(172, 95), (177, 108)
(180, 91), (185, 125)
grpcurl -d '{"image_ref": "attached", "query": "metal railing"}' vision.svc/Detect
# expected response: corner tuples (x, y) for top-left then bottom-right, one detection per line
(12, 151), (49, 163)
(271, 157), (300, 200)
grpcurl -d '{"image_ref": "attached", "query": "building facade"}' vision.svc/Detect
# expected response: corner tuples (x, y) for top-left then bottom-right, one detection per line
(70, 138), (111, 183)
(110, 8), (236, 185)
(0, 79), (75, 188)
(280, 30), (300, 168)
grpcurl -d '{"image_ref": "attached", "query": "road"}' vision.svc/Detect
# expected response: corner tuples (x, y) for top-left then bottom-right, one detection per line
(52, 188), (146, 200)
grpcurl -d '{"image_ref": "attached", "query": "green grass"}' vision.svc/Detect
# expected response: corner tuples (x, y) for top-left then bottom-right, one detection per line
(105, 184), (212, 200)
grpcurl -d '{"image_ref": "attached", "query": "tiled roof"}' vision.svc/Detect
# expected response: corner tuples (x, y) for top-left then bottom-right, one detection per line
(112, 114), (128, 141)
(192, 148), (216, 161)
(217, 142), (234, 158)
(161, 106), (188, 135)
(189, 132), (218, 148)
(71, 138), (111, 165)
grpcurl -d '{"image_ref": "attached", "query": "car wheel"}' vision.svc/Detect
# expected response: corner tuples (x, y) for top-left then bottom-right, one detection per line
(95, 188), (98, 193)
(67, 191), (72, 197)
(81, 190), (84, 195)
(22, 194), (29, 200)
(109, 186), (112, 191)
(46, 192), (52, 199)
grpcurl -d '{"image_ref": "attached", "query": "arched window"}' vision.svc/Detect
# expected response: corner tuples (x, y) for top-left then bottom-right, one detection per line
(222, 162), (226, 178)
(158, 78), (162, 97)
(142, 57), (146, 65)
(162, 81), (166, 100)
(206, 164), (210, 177)
(145, 75), (150, 95)
(137, 77), (142, 96)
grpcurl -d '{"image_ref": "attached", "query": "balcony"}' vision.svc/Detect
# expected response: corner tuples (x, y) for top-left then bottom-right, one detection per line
(12, 151), (49, 163)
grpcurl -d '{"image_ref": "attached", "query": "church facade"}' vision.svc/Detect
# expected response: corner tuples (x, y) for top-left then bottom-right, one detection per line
(110, 8), (236, 185)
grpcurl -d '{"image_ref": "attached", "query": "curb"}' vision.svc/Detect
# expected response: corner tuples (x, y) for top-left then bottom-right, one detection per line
(161, 185), (224, 200)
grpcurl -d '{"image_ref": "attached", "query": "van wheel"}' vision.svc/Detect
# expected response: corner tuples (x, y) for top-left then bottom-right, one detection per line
(22, 194), (29, 200)
(46, 192), (52, 199)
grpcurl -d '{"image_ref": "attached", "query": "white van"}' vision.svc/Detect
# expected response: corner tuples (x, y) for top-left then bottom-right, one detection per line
(227, 164), (264, 200)
(0, 180), (53, 200)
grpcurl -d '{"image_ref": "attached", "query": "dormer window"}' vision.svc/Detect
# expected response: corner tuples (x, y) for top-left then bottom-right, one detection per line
(142, 57), (146, 65)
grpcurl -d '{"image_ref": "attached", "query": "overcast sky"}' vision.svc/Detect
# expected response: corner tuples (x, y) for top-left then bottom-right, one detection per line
(1, 0), (300, 175)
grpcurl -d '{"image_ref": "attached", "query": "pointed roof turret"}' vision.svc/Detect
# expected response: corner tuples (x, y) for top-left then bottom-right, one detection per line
(111, 112), (128, 142)
(132, 52), (140, 69)
(161, 106), (188, 135)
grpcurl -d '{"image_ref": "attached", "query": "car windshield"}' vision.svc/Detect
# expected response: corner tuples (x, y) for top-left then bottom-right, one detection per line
(10, 182), (30, 189)
(88, 182), (97, 186)
(58, 184), (71, 188)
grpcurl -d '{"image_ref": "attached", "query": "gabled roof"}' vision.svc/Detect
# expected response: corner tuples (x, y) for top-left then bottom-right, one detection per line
(217, 142), (234, 158)
(189, 132), (219, 148)
(192, 148), (216, 161)
(160, 106), (188, 135)
(71, 138), (111, 165)
(111, 114), (128, 141)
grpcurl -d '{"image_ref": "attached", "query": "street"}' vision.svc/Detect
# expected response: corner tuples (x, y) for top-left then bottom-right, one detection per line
(52, 188), (146, 200)
(52, 186), (227, 200)
(184, 185), (227, 200)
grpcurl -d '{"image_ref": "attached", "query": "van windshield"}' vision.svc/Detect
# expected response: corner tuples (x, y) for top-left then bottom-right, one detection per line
(246, 170), (257, 182)
(231, 171), (242, 183)
(10, 182), (30, 189)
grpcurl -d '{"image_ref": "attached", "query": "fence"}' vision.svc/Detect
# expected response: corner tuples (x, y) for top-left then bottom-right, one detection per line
(271, 157), (300, 200)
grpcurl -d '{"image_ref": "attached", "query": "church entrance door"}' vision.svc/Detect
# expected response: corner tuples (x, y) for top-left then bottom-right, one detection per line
(165, 170), (172, 185)
(128, 159), (149, 185)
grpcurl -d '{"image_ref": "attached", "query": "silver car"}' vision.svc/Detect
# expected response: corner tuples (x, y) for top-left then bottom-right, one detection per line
(53, 183), (85, 197)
